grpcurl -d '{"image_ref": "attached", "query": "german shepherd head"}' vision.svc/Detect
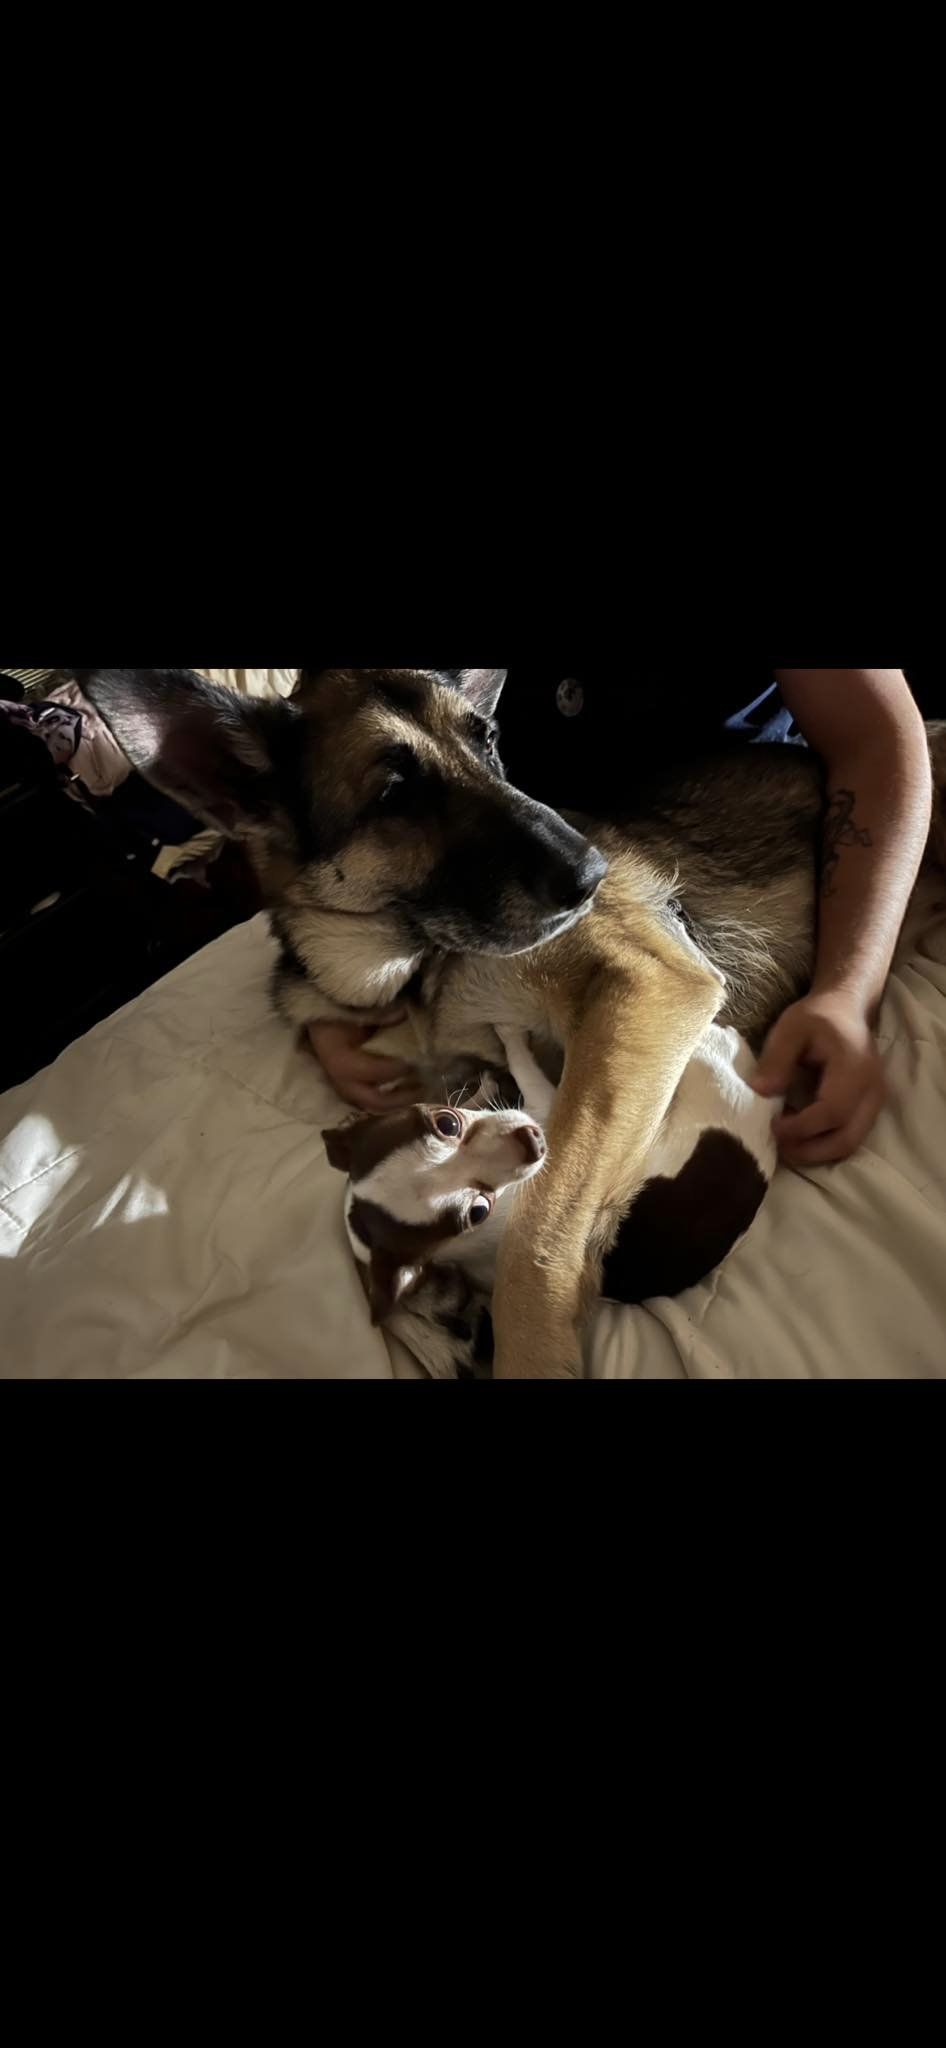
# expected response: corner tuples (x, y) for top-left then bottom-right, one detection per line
(76, 668), (607, 977)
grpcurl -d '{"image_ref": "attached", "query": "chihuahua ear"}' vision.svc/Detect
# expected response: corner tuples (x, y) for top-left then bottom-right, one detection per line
(71, 668), (295, 838)
(323, 1125), (357, 1173)
(368, 1253), (423, 1325)
(439, 669), (508, 715)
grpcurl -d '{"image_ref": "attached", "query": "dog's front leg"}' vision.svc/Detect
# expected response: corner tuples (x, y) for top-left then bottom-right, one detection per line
(492, 956), (723, 1380)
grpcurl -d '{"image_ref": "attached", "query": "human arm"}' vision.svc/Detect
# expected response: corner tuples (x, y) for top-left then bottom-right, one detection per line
(754, 671), (931, 1164)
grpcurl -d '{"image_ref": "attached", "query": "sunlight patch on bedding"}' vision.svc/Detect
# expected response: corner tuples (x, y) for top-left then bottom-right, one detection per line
(90, 1176), (170, 1230)
(1, 1115), (85, 1256)
(0, 1113), (71, 1192)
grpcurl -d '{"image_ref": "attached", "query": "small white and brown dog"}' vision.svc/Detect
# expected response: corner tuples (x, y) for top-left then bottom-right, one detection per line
(324, 1028), (782, 1381)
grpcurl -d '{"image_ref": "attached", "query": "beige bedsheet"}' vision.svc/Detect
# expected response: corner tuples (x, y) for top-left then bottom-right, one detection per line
(2, 892), (945, 1380)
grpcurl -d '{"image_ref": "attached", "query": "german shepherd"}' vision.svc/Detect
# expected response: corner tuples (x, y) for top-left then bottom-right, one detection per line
(76, 669), (946, 1380)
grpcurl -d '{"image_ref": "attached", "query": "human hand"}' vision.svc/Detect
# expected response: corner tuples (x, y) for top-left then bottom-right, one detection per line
(753, 993), (887, 1166)
(307, 1015), (421, 1114)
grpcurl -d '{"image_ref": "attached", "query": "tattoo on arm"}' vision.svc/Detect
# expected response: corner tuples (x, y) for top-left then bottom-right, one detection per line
(821, 789), (873, 897)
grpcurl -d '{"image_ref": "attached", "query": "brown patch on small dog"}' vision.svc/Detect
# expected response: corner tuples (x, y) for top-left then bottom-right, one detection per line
(347, 1189), (474, 1327)
(601, 1129), (768, 1305)
(347, 1194), (472, 1325)
(348, 1195), (468, 1263)
(323, 1108), (429, 1182)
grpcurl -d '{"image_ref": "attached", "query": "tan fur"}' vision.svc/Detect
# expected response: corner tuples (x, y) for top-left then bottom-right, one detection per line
(406, 849), (727, 1376)
(382, 747), (946, 1378)
(81, 669), (946, 1382)
(227, 695), (946, 1377)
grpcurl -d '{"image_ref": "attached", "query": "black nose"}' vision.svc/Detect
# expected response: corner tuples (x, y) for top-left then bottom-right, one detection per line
(543, 844), (608, 914)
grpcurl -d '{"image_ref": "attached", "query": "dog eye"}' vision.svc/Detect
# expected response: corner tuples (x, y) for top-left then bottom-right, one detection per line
(368, 749), (432, 819)
(372, 745), (419, 812)
(378, 771), (405, 806)
(468, 716), (500, 763)
(469, 1196), (492, 1226)
(378, 762), (410, 806)
(433, 1111), (462, 1140)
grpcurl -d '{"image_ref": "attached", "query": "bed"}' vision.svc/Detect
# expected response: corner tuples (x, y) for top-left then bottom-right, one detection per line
(3, 875), (945, 1380)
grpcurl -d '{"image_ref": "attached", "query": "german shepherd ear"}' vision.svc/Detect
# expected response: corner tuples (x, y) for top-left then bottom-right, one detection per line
(70, 669), (294, 837)
(323, 1124), (357, 1174)
(439, 669), (508, 715)
(368, 1252), (423, 1325)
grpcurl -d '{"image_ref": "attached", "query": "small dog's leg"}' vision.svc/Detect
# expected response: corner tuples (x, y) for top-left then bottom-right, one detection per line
(498, 1029), (557, 1126)
(493, 953), (723, 1379)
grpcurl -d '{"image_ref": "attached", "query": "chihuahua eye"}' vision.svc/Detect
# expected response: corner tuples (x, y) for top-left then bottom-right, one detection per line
(433, 1111), (463, 1140)
(469, 1196), (492, 1226)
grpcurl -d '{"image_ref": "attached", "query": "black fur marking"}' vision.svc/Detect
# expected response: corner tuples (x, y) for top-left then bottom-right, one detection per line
(348, 1193), (468, 1262)
(272, 922), (309, 980)
(602, 1130), (768, 1305)
(440, 1314), (473, 1343)
(347, 1203), (379, 1254)
(473, 1309), (495, 1368)
(410, 798), (605, 945)
(400, 963), (428, 1005)
(376, 675), (429, 718)
(367, 753), (447, 825)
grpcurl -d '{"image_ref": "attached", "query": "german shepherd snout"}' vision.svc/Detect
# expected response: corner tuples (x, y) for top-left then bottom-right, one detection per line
(409, 792), (607, 955)
(74, 667), (608, 977)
